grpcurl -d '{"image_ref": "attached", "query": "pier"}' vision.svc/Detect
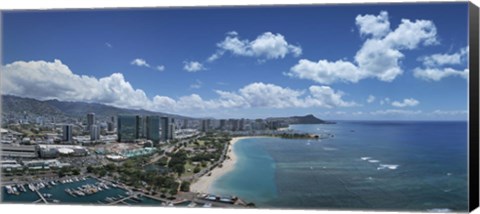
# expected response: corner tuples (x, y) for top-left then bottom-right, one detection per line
(35, 189), (49, 204)
(107, 195), (134, 205)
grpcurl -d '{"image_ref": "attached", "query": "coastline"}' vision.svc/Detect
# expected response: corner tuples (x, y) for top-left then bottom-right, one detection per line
(190, 136), (257, 194)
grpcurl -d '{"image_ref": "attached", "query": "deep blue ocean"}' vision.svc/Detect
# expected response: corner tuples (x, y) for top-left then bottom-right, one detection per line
(211, 121), (468, 212)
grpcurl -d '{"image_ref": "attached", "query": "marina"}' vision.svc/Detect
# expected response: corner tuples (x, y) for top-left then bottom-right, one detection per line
(2, 176), (161, 205)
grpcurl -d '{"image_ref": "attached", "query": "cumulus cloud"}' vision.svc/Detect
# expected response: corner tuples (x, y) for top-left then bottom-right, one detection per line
(2, 59), (152, 110)
(2, 59), (357, 115)
(208, 31), (302, 62)
(414, 47), (468, 81)
(287, 11), (438, 84)
(391, 98), (420, 107)
(413, 67), (468, 81)
(356, 11), (390, 38)
(183, 61), (205, 72)
(367, 95), (376, 103)
(131, 58), (150, 67)
(420, 47), (468, 67)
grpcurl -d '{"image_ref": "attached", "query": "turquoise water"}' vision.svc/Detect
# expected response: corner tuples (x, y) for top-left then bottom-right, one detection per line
(210, 121), (468, 211)
(211, 137), (277, 205)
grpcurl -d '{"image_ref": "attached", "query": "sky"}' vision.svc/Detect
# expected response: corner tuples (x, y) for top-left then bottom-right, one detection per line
(1, 2), (470, 120)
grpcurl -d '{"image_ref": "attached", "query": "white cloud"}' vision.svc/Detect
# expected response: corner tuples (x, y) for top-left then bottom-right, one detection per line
(287, 59), (361, 84)
(207, 51), (223, 62)
(391, 98), (420, 108)
(183, 61), (205, 72)
(2, 59), (357, 115)
(370, 109), (422, 116)
(420, 47), (468, 67)
(430, 110), (467, 116)
(210, 31), (302, 62)
(105, 42), (113, 48)
(367, 95), (376, 103)
(414, 47), (468, 81)
(356, 11), (390, 38)
(131, 58), (150, 68)
(413, 67), (468, 81)
(2, 59), (152, 110)
(287, 11), (438, 84)
(156, 65), (165, 71)
(304, 85), (358, 108)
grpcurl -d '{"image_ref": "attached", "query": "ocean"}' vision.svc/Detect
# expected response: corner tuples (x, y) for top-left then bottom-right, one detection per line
(210, 121), (468, 212)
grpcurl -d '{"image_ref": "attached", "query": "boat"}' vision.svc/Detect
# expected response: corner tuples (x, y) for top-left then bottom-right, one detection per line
(17, 184), (26, 192)
(28, 184), (36, 192)
(5, 186), (14, 194)
(188, 202), (197, 207)
(203, 203), (212, 208)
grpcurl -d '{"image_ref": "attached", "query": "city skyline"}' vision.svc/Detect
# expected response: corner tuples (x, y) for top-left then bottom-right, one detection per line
(1, 3), (469, 120)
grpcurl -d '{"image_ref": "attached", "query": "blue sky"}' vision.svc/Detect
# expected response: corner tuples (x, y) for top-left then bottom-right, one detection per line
(1, 3), (469, 120)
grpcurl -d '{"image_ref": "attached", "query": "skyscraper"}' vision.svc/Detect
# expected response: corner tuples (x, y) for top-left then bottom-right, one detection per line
(117, 115), (137, 142)
(161, 117), (175, 141)
(62, 124), (73, 142)
(136, 115), (147, 139)
(183, 119), (188, 129)
(107, 122), (114, 132)
(146, 116), (160, 144)
(87, 113), (95, 131)
(90, 125), (100, 141)
(201, 119), (210, 132)
(219, 119), (226, 130)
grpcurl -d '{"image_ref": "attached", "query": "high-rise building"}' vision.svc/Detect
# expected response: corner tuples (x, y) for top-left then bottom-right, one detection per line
(136, 115), (147, 139)
(146, 116), (160, 144)
(87, 113), (95, 131)
(169, 123), (176, 140)
(239, 118), (245, 131)
(90, 125), (100, 141)
(107, 122), (114, 132)
(160, 117), (176, 141)
(201, 119), (211, 132)
(183, 119), (188, 129)
(219, 119), (226, 130)
(62, 124), (73, 142)
(117, 115), (137, 142)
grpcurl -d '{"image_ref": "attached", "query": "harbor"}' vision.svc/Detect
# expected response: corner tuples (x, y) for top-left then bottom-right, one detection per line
(2, 176), (159, 206)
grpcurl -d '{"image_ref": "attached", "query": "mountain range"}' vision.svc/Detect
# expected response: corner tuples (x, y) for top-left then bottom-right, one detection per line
(1, 95), (330, 124)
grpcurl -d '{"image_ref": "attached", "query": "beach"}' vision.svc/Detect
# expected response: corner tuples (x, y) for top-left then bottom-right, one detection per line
(190, 136), (250, 193)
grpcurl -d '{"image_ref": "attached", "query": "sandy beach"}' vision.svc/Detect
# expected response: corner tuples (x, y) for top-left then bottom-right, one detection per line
(190, 136), (251, 194)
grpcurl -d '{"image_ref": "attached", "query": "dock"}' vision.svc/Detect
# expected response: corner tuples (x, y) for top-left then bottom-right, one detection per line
(35, 190), (49, 204)
(107, 195), (134, 205)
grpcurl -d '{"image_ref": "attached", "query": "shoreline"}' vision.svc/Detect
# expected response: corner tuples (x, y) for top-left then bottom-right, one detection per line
(190, 136), (266, 194)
